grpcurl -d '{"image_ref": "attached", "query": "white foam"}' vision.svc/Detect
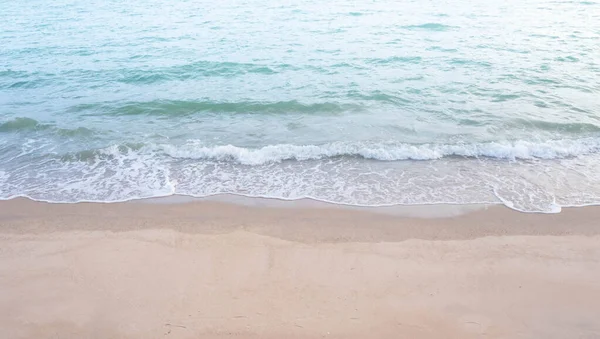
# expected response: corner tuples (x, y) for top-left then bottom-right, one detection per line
(0, 170), (8, 187)
(2, 139), (600, 213)
(160, 138), (600, 165)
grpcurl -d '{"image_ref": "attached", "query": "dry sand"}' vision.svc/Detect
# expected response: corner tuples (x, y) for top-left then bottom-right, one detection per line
(1, 198), (599, 338)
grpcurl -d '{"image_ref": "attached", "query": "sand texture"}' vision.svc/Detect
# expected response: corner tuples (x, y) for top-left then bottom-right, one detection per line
(1, 199), (599, 338)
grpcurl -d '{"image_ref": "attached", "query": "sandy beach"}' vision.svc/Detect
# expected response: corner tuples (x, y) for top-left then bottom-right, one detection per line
(1, 198), (599, 339)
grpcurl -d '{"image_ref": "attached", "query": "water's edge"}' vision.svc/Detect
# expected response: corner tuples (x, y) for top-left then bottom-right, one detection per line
(6, 191), (600, 215)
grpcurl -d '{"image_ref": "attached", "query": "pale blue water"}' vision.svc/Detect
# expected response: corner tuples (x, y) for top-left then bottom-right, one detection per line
(1, 0), (600, 212)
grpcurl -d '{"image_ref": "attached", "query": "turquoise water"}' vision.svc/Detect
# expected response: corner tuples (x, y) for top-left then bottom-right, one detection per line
(1, 0), (600, 212)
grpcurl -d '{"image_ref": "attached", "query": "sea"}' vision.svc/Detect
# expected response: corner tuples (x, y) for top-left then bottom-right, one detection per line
(1, 0), (599, 213)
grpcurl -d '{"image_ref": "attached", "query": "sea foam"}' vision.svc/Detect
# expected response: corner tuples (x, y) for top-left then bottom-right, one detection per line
(159, 138), (600, 165)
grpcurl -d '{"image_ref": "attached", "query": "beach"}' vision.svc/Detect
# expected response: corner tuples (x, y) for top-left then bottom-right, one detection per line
(1, 198), (599, 338)
(2, 0), (600, 337)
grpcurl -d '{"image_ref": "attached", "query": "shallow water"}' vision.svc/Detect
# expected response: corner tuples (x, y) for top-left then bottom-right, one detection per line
(1, 0), (600, 212)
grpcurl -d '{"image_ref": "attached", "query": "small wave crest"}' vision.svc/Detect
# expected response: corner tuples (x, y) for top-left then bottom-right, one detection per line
(116, 61), (281, 84)
(160, 138), (600, 165)
(401, 23), (455, 31)
(0, 117), (39, 132)
(0, 117), (95, 136)
(59, 143), (146, 162)
(4, 138), (600, 213)
(69, 99), (361, 116)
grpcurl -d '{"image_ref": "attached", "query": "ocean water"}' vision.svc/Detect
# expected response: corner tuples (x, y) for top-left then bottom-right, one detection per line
(1, 0), (600, 212)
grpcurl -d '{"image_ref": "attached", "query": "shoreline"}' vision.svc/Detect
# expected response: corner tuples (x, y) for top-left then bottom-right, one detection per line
(1, 197), (599, 239)
(139, 194), (494, 218)
(4, 186), (598, 215)
(2, 192), (499, 217)
(1, 198), (600, 338)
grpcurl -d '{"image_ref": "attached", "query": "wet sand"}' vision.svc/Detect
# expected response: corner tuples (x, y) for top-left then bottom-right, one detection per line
(1, 198), (599, 338)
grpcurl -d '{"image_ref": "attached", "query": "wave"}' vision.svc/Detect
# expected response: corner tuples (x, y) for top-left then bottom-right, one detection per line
(159, 138), (600, 165)
(4, 138), (600, 213)
(116, 61), (281, 84)
(0, 117), (95, 136)
(1, 61), (355, 88)
(69, 99), (362, 116)
(3, 79), (52, 89)
(506, 119), (600, 133)
(401, 23), (455, 31)
(59, 143), (146, 162)
(0, 117), (39, 131)
(1, 61), (293, 89)
(365, 56), (422, 64)
(0, 70), (57, 90)
(346, 90), (412, 104)
(448, 58), (492, 68)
